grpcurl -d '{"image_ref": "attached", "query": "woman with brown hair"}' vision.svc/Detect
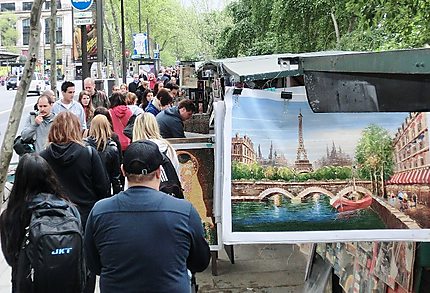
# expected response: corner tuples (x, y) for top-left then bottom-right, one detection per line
(78, 90), (95, 128)
(40, 111), (109, 227)
(85, 115), (122, 195)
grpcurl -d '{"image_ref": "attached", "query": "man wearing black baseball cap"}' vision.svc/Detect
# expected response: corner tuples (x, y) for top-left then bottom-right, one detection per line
(84, 140), (210, 292)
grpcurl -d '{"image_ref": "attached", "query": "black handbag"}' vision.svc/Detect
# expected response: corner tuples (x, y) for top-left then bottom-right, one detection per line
(13, 135), (35, 155)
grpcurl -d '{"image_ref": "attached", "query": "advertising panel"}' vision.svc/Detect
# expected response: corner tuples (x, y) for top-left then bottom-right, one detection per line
(72, 0), (103, 62)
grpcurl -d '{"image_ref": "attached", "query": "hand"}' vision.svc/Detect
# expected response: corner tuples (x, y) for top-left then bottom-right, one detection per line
(34, 115), (44, 125)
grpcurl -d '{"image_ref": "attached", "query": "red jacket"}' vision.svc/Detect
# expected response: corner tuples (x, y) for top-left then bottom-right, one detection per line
(109, 106), (132, 151)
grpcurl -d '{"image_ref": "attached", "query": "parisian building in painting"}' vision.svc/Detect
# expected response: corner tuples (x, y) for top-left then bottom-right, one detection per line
(232, 133), (256, 165)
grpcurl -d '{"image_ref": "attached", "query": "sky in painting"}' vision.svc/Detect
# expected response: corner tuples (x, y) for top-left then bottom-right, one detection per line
(231, 92), (409, 165)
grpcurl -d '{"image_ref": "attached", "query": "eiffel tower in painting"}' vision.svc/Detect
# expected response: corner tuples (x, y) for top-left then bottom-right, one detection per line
(294, 111), (313, 172)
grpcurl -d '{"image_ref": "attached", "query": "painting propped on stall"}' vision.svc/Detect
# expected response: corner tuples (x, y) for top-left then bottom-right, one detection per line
(171, 139), (221, 250)
(221, 87), (430, 243)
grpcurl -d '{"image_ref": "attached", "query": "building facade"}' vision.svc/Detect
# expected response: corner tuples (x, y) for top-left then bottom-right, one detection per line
(232, 133), (256, 165)
(387, 112), (430, 208)
(0, 0), (73, 77)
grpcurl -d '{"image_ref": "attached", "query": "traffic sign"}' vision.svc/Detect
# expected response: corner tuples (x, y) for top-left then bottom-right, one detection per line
(74, 18), (93, 26)
(70, 0), (93, 11)
(74, 11), (92, 18)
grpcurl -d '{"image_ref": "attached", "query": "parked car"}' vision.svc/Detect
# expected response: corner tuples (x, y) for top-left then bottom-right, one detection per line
(6, 76), (18, 90)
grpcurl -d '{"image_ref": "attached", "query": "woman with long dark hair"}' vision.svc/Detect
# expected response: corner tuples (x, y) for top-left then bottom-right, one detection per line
(0, 153), (76, 291)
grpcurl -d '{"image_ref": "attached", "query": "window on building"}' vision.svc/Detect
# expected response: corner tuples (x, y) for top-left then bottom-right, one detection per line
(22, 18), (30, 46)
(44, 0), (61, 10)
(22, 2), (32, 10)
(1, 3), (15, 11)
(418, 121), (422, 132)
(421, 157), (425, 166)
(44, 17), (63, 45)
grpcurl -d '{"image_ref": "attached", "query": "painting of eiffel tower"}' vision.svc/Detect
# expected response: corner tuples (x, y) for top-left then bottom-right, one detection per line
(294, 111), (313, 172)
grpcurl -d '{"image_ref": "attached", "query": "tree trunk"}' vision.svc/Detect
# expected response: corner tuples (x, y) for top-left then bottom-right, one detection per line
(330, 10), (340, 46)
(50, 0), (57, 96)
(103, 15), (119, 85)
(0, 0), (44, 203)
(108, 0), (121, 83)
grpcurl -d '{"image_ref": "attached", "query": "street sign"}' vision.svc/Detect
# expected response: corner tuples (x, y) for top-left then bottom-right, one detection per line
(153, 50), (160, 60)
(74, 11), (92, 18)
(74, 18), (93, 25)
(70, 0), (93, 11)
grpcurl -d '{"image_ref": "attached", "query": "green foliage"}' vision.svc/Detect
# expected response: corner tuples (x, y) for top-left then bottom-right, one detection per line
(232, 161), (353, 181)
(216, 0), (430, 57)
(0, 13), (18, 51)
(355, 124), (394, 180)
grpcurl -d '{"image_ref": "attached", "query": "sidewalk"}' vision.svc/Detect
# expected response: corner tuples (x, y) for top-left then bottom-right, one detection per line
(0, 243), (308, 292)
(196, 244), (307, 292)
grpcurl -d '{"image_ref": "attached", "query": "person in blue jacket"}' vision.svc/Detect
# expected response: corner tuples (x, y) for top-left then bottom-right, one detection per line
(84, 140), (210, 292)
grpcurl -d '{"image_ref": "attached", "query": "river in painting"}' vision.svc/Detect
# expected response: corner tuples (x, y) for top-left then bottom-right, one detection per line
(232, 194), (386, 232)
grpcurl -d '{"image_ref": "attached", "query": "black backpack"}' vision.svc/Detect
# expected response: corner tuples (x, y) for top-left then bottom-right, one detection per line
(16, 196), (86, 293)
(160, 152), (184, 199)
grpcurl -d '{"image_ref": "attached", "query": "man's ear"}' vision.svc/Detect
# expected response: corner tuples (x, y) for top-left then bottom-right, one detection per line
(155, 166), (161, 179)
(121, 164), (126, 177)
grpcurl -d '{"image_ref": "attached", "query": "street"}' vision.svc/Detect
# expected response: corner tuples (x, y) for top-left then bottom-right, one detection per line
(0, 81), (83, 164)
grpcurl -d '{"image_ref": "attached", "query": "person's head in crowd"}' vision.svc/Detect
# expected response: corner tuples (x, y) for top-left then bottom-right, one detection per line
(89, 115), (112, 151)
(153, 81), (164, 95)
(133, 74), (139, 84)
(42, 89), (56, 101)
(148, 73), (156, 81)
(142, 80), (150, 89)
(121, 140), (163, 185)
(110, 92), (127, 108)
(143, 89), (154, 102)
(48, 111), (82, 144)
(125, 92), (138, 106)
(157, 89), (173, 110)
(1, 153), (67, 256)
(120, 83), (128, 94)
(78, 90), (92, 108)
(83, 77), (96, 96)
(36, 94), (54, 117)
(112, 85), (120, 94)
(178, 99), (195, 121)
(133, 112), (163, 141)
(94, 107), (114, 130)
(164, 82), (179, 98)
(170, 76), (177, 85)
(61, 81), (75, 104)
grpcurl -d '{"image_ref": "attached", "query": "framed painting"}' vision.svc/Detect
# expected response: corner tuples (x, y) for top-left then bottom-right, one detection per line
(221, 87), (430, 243)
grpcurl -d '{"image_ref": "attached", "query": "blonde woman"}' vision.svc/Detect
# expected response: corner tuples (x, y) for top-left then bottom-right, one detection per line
(85, 115), (122, 195)
(132, 112), (179, 173)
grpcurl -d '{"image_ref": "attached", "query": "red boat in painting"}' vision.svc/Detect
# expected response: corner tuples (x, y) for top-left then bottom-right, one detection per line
(330, 195), (373, 212)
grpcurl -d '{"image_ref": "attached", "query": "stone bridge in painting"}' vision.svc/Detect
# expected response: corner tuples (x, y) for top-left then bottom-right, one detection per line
(231, 180), (373, 202)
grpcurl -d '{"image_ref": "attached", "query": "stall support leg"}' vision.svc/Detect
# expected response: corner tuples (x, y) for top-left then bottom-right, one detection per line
(224, 244), (235, 264)
(211, 251), (218, 276)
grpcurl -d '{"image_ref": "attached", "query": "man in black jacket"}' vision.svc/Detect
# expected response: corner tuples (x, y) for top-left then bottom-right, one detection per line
(156, 99), (196, 138)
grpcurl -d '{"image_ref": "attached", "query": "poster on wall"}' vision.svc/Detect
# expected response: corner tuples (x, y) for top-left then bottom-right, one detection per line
(221, 87), (430, 243)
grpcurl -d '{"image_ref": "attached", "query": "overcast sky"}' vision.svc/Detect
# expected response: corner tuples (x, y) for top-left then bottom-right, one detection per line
(180, 0), (230, 11)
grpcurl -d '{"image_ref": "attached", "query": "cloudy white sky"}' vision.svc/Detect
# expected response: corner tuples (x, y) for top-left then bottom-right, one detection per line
(180, 0), (231, 11)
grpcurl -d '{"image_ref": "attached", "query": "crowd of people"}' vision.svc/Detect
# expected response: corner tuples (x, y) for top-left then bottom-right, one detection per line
(0, 71), (209, 292)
